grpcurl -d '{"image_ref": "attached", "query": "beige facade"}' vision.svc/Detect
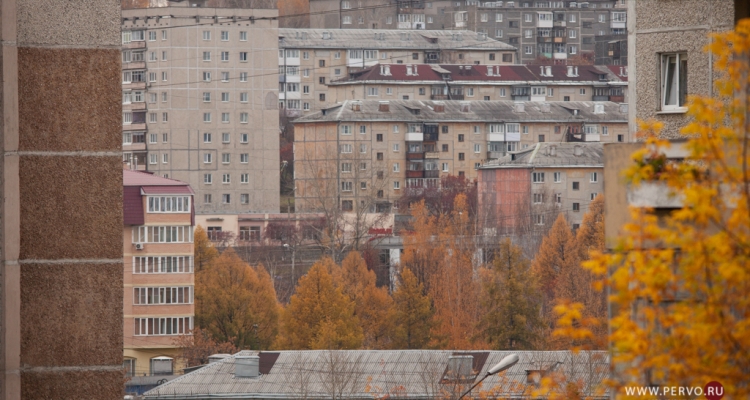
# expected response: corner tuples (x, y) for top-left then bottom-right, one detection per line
(123, 171), (195, 378)
(278, 28), (517, 116)
(293, 100), (626, 213)
(122, 6), (281, 215)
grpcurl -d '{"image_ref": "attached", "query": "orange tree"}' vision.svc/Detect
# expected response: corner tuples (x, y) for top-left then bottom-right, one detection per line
(562, 22), (750, 398)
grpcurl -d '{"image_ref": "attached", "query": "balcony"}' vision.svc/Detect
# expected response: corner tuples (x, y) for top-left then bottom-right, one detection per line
(610, 95), (625, 103)
(406, 152), (424, 160)
(424, 151), (439, 159)
(553, 20), (566, 27)
(627, 182), (684, 208)
(122, 61), (146, 70)
(553, 37), (565, 43)
(123, 81), (147, 90)
(406, 170), (425, 178)
(425, 170), (439, 178)
(123, 123), (147, 131)
(122, 41), (146, 49)
(431, 94), (450, 100)
(423, 132), (438, 142)
(511, 95), (530, 101)
(592, 95), (609, 101)
(121, 102), (147, 112)
(406, 132), (423, 141)
(537, 37), (553, 43)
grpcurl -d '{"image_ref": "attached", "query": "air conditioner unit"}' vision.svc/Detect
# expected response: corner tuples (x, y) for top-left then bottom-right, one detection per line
(135, 243), (144, 250)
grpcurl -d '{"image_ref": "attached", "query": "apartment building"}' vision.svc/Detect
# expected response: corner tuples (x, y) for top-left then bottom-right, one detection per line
(327, 62), (627, 111)
(123, 170), (195, 378)
(478, 142), (602, 234)
(309, 0), (627, 64)
(277, 28), (517, 116)
(121, 5), (280, 215)
(292, 99), (626, 213)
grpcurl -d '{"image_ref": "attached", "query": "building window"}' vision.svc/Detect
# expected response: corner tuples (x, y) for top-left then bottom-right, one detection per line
(204, 173), (212, 184)
(204, 194), (212, 204)
(203, 51), (211, 61)
(204, 153), (212, 163)
(240, 194), (249, 204)
(148, 31), (156, 41)
(221, 112), (230, 123)
(202, 31), (211, 40)
(222, 153), (230, 164)
(340, 144), (353, 153)
(319, 93), (326, 101)
(240, 31), (247, 41)
(458, 134), (464, 142)
(590, 192), (598, 201)
(572, 181), (580, 190)
(532, 172), (545, 183)
(393, 144), (400, 152)
(203, 71), (211, 82)
(458, 153), (465, 161)
(661, 53), (688, 110)
(131, 226), (194, 244)
(221, 72), (229, 82)
(203, 133), (212, 143)
(573, 202), (580, 212)
(133, 286), (193, 305)
(474, 144), (481, 153)
(162, 133), (168, 143)
(360, 143), (367, 153)
(533, 193), (543, 204)
(590, 172), (598, 183)
(222, 194), (231, 204)
(149, 154), (157, 164)
(162, 153), (168, 164)
(134, 318), (192, 336)
(240, 133), (249, 143)
(341, 200), (353, 211)
(393, 163), (400, 172)
(376, 134), (383, 142)
(442, 144), (449, 152)
(240, 153), (249, 163)
(569, 29), (576, 39)
(241, 173), (249, 183)
(341, 181), (353, 192)
(554, 172), (561, 183)
(377, 152), (383, 160)
(535, 214), (544, 225)
(393, 181), (400, 190)
(221, 51), (229, 61)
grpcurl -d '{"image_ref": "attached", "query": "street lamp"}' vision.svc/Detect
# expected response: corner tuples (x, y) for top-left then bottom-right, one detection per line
(457, 353), (519, 400)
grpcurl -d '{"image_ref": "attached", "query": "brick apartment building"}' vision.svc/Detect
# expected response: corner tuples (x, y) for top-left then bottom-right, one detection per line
(278, 28), (517, 115)
(121, 4), (280, 216)
(123, 170), (195, 378)
(309, 0), (627, 64)
(292, 99), (626, 213)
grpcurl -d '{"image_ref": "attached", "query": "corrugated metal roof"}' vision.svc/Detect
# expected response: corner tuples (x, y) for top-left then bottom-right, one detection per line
(293, 100), (627, 124)
(330, 64), (627, 85)
(144, 350), (610, 399)
(481, 143), (604, 169)
(124, 170), (191, 187)
(279, 29), (516, 51)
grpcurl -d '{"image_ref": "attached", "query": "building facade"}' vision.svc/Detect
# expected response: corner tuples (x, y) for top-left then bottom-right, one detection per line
(121, 5), (281, 215)
(277, 28), (517, 115)
(327, 63), (627, 113)
(123, 170), (196, 378)
(478, 142), (603, 234)
(292, 99), (626, 213)
(309, 0), (627, 64)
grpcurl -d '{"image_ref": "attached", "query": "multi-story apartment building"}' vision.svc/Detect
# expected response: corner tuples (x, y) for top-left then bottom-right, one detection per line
(309, 0), (627, 64)
(277, 28), (517, 115)
(121, 4), (280, 215)
(123, 170), (195, 378)
(327, 62), (627, 110)
(293, 99), (626, 213)
(477, 142), (602, 233)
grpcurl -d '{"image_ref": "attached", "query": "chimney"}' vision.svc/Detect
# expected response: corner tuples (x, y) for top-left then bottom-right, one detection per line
(550, 145), (556, 157)
(541, 102), (550, 113)
(574, 145), (583, 156)
(460, 101), (470, 113)
(379, 101), (390, 112)
(208, 354), (231, 364)
(514, 102), (525, 113)
(434, 101), (445, 112)
(235, 356), (260, 378)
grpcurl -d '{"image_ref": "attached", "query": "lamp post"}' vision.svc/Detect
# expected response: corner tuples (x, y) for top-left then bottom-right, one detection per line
(457, 353), (519, 400)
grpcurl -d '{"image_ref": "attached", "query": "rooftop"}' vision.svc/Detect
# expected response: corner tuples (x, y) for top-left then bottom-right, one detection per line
(279, 29), (516, 51)
(481, 142), (604, 169)
(293, 100), (628, 124)
(330, 63), (628, 85)
(144, 350), (610, 399)
(123, 169), (192, 187)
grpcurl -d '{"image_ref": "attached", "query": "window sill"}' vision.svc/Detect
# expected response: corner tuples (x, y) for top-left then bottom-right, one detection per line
(656, 108), (688, 115)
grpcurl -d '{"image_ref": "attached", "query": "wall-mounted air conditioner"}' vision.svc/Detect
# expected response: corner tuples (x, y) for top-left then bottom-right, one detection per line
(135, 243), (144, 250)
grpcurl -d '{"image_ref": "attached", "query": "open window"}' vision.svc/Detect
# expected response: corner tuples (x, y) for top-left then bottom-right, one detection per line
(150, 356), (173, 376)
(660, 53), (688, 111)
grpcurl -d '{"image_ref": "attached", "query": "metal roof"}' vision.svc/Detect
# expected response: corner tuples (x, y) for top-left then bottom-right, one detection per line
(124, 169), (191, 187)
(144, 350), (610, 399)
(292, 100), (627, 124)
(480, 143), (604, 169)
(279, 29), (516, 51)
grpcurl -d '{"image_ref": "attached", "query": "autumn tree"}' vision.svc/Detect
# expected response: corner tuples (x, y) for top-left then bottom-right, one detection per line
(275, 258), (363, 349)
(550, 22), (750, 398)
(194, 226), (219, 272)
(174, 327), (239, 368)
(195, 248), (280, 349)
(478, 238), (544, 350)
(392, 268), (437, 349)
(397, 175), (478, 218)
(551, 195), (607, 349)
(530, 213), (577, 317)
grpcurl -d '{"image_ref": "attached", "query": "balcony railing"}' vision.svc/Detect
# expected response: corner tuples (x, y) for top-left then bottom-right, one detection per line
(122, 41), (146, 49)
(406, 170), (425, 178)
(406, 152), (424, 160)
(122, 61), (146, 70)
(610, 95), (625, 102)
(424, 133), (438, 142)
(487, 151), (505, 160)
(431, 94), (450, 100)
(592, 95), (609, 101)
(424, 170), (439, 178)
(424, 151), (440, 159)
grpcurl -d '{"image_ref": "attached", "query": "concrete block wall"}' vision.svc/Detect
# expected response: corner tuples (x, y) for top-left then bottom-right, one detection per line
(1, 0), (124, 398)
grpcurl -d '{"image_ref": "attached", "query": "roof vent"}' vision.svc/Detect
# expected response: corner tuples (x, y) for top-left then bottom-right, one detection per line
(514, 102), (525, 113)
(541, 102), (550, 113)
(208, 354), (231, 364)
(566, 65), (578, 77)
(235, 355), (260, 379)
(545, 66), (552, 77)
(573, 109), (580, 116)
(460, 101), (470, 113)
(434, 101), (445, 112)
(445, 356), (474, 381)
(379, 101), (390, 112)
(574, 145), (583, 156)
(549, 145), (556, 157)
(594, 103), (604, 114)
(619, 103), (628, 114)
(322, 31), (332, 40)
(352, 101), (362, 111)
